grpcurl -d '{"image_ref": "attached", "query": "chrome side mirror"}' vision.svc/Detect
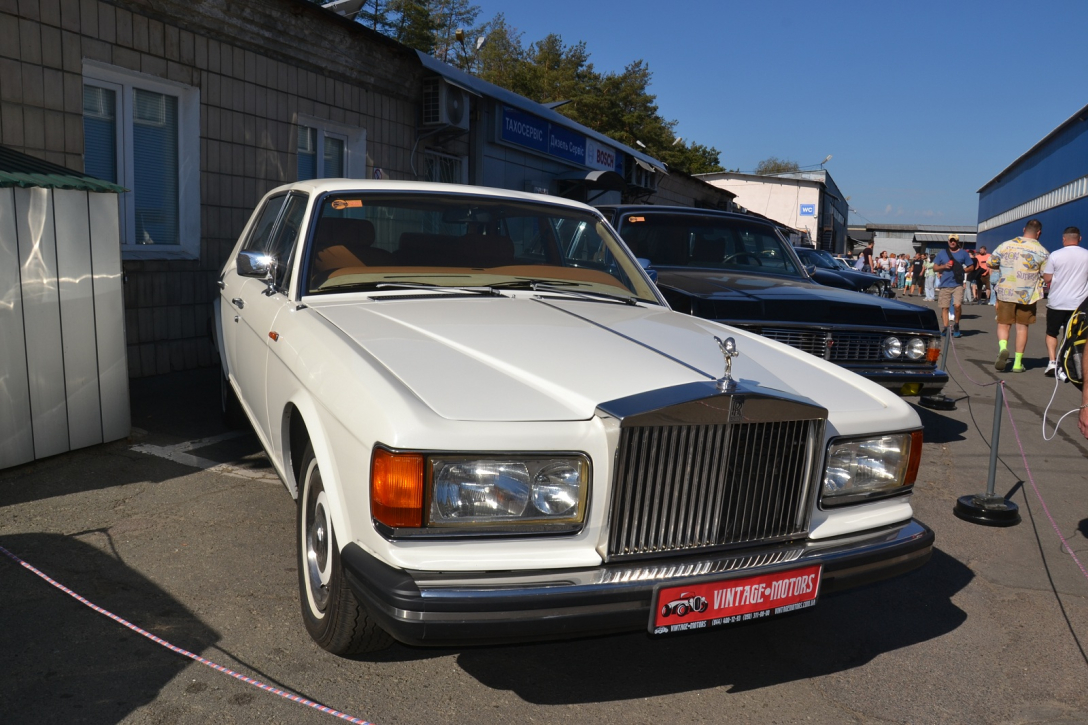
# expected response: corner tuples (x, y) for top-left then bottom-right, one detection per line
(237, 250), (274, 278)
(804, 264), (817, 277)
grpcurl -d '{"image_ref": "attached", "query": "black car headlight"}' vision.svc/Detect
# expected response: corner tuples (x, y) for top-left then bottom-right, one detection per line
(863, 282), (883, 295)
(821, 432), (922, 507)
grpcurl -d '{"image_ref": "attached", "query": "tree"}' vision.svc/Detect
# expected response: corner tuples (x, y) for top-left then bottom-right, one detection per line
(389, 0), (439, 54)
(754, 157), (800, 175)
(351, 0), (396, 34)
(430, 0), (487, 69)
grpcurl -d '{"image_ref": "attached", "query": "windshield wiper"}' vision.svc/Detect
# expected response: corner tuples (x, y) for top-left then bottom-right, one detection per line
(528, 282), (641, 306)
(374, 282), (505, 297)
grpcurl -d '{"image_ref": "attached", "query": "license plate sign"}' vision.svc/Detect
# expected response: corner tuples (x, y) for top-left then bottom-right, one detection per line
(650, 564), (821, 636)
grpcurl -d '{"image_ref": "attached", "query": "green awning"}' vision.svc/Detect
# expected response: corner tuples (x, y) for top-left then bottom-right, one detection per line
(0, 145), (127, 194)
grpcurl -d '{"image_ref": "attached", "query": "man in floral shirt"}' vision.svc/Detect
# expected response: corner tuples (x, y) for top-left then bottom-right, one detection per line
(989, 219), (1050, 373)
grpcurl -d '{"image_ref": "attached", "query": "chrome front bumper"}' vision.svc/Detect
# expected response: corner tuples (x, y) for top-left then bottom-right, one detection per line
(341, 519), (934, 646)
(848, 366), (949, 396)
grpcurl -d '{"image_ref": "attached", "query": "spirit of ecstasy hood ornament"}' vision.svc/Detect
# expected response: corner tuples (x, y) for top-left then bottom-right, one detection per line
(713, 335), (739, 392)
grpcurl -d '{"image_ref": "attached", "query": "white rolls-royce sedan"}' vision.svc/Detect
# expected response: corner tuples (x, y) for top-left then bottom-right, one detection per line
(215, 180), (933, 655)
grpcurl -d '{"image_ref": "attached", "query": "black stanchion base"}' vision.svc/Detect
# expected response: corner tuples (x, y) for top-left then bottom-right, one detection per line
(920, 394), (957, 411)
(953, 494), (1021, 527)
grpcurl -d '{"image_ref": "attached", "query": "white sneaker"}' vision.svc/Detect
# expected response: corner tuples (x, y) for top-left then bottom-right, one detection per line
(1058, 368), (1068, 382)
(1045, 360), (1057, 377)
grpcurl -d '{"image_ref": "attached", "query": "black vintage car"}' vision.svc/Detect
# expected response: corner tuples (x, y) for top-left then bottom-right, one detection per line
(793, 246), (894, 298)
(595, 205), (947, 397)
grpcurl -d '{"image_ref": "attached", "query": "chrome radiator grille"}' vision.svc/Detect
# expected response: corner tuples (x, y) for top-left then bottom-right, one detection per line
(607, 419), (819, 560)
(759, 327), (885, 363)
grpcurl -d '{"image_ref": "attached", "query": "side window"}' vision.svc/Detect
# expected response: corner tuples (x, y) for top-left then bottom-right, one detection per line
(242, 194), (287, 252)
(266, 194), (309, 290)
(562, 220), (610, 266)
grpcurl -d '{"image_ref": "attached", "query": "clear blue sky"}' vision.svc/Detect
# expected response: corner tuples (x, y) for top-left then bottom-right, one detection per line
(470, 0), (1088, 227)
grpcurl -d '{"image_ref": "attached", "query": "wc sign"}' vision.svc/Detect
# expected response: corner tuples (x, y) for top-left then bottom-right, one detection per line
(799, 204), (816, 216)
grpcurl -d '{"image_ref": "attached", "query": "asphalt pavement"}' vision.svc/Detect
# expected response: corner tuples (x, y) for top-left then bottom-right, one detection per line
(3, 293), (1088, 724)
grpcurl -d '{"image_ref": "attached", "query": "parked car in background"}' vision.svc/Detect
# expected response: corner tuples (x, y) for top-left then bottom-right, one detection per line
(596, 205), (946, 397)
(793, 247), (893, 298)
(216, 181), (933, 654)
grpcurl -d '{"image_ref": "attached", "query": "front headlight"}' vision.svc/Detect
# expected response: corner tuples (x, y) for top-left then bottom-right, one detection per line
(821, 431), (922, 507)
(904, 337), (927, 360)
(881, 336), (902, 359)
(371, 449), (590, 534)
(864, 283), (883, 295)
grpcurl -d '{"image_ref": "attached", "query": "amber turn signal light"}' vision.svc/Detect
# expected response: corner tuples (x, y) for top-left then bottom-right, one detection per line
(904, 430), (923, 487)
(370, 448), (424, 528)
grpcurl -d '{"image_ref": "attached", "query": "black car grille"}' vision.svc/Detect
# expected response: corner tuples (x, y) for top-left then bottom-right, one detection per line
(759, 327), (888, 363)
(606, 419), (819, 560)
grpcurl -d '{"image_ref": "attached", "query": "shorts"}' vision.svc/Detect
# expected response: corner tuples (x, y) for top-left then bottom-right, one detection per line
(937, 286), (963, 308)
(1046, 307), (1074, 337)
(995, 300), (1037, 326)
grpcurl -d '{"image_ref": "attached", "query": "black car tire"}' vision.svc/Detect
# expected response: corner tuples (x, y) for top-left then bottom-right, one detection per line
(297, 443), (392, 655)
(220, 368), (248, 429)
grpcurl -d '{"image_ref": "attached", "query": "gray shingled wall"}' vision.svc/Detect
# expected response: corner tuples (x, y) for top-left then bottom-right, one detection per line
(0, 0), (422, 376)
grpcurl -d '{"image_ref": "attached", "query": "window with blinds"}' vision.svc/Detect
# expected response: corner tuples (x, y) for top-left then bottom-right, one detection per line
(82, 70), (193, 254)
(83, 86), (117, 183)
(132, 89), (179, 245)
(297, 124), (347, 180)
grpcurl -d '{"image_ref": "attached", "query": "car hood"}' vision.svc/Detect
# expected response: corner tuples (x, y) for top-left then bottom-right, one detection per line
(810, 267), (882, 289)
(656, 269), (936, 330)
(311, 295), (899, 422)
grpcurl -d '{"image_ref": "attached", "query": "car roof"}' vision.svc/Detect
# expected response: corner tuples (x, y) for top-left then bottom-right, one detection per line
(259, 179), (600, 213)
(597, 205), (779, 227)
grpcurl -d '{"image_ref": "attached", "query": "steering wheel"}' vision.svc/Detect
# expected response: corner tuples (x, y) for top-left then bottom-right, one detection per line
(723, 252), (763, 266)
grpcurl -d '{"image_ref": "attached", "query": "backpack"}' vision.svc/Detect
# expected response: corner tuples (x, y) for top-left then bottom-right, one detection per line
(951, 257), (965, 284)
(1058, 298), (1088, 390)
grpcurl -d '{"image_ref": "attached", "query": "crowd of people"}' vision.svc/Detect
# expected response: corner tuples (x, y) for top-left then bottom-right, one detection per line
(848, 221), (1088, 437)
(850, 244), (994, 303)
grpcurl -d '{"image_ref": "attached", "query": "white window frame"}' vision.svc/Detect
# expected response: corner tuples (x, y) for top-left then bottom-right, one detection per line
(83, 60), (200, 260)
(422, 149), (468, 185)
(296, 115), (366, 180)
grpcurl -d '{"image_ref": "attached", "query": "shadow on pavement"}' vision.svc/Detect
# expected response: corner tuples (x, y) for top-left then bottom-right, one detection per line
(0, 368), (270, 508)
(0, 533), (220, 724)
(912, 403), (969, 443)
(410, 548), (972, 704)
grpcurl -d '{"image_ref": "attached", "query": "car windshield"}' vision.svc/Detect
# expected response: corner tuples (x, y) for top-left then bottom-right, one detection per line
(795, 248), (840, 270)
(614, 213), (802, 277)
(303, 193), (659, 302)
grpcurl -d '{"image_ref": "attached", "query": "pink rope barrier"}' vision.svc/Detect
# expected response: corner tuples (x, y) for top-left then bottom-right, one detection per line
(0, 543), (374, 724)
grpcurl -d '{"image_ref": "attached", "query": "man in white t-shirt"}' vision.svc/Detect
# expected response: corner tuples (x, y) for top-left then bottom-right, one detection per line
(1043, 226), (1088, 376)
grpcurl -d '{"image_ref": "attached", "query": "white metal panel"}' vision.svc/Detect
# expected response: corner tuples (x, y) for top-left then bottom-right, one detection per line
(54, 189), (104, 450)
(88, 192), (130, 442)
(0, 187), (35, 468)
(15, 186), (69, 458)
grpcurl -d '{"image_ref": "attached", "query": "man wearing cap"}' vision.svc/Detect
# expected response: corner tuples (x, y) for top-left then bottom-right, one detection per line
(989, 219), (1049, 372)
(933, 234), (975, 338)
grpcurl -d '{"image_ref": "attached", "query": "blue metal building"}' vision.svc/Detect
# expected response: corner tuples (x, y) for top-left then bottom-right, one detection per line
(977, 102), (1088, 251)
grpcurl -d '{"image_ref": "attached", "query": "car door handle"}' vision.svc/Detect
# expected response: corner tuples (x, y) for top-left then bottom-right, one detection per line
(232, 298), (245, 309)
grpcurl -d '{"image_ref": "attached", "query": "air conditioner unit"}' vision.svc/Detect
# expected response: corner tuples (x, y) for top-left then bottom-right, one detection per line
(422, 77), (470, 131)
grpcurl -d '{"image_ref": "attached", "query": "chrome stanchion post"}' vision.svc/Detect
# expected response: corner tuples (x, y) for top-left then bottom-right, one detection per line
(920, 323), (957, 410)
(953, 382), (1021, 526)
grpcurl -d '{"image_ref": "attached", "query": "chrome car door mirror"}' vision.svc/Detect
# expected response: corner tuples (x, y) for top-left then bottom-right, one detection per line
(237, 250), (274, 278)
